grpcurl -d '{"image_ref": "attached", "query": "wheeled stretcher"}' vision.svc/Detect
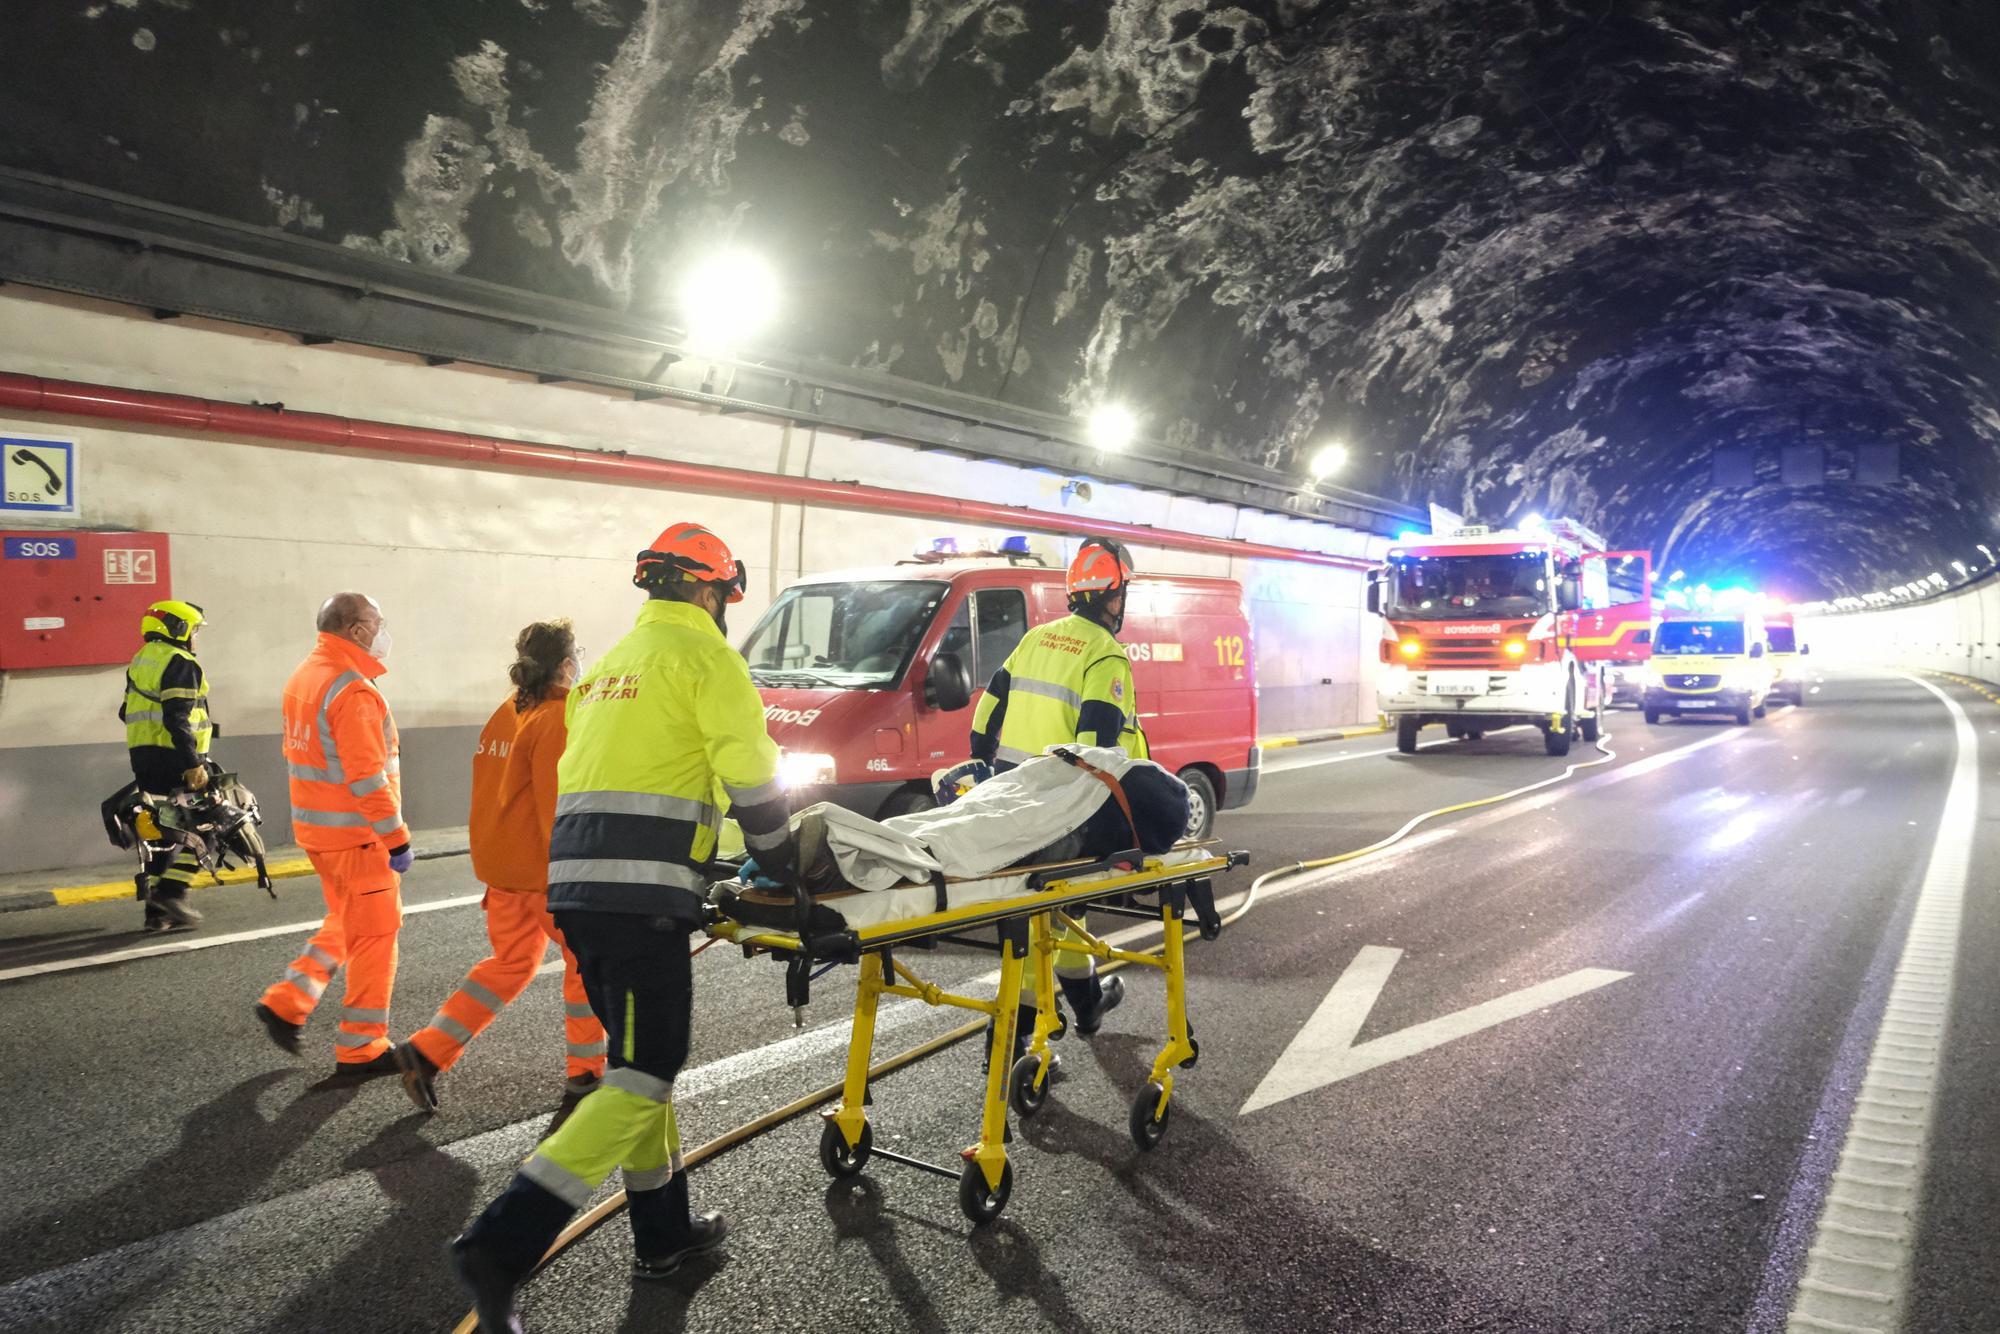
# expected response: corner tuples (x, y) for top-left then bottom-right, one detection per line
(707, 842), (1247, 1224)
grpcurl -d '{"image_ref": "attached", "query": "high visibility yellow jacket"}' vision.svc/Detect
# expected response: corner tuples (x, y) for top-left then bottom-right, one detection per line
(122, 637), (211, 789)
(970, 613), (1148, 768)
(547, 599), (793, 922)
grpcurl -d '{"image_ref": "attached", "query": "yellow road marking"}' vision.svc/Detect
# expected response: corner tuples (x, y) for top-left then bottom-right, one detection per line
(47, 856), (317, 907)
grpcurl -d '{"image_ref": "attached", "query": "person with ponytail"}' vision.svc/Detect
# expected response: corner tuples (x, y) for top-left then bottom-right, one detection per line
(392, 619), (609, 1114)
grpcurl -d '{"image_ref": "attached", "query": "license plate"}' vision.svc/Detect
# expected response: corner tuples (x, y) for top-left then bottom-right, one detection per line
(1678, 699), (1715, 708)
(1428, 671), (1485, 696)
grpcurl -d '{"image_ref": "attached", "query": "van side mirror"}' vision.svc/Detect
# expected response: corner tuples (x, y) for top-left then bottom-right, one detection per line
(1366, 578), (1381, 616)
(1750, 642), (1765, 658)
(927, 652), (972, 712)
(1801, 643), (1812, 656)
(1556, 577), (1581, 612)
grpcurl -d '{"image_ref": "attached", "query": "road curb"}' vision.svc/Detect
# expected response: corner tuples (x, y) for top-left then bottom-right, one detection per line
(1259, 722), (1389, 749)
(0, 844), (470, 915)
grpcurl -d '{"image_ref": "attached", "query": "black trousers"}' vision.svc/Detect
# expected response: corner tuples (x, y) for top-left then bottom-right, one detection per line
(461, 911), (698, 1277)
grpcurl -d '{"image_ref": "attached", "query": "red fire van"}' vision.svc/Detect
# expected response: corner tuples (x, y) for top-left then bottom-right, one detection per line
(738, 545), (1261, 837)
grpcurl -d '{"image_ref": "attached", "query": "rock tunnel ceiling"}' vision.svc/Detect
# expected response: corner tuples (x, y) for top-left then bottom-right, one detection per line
(5, 1), (1999, 598)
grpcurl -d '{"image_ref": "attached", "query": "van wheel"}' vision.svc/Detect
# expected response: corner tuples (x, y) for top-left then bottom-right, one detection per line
(1177, 768), (1218, 841)
(877, 787), (936, 820)
(1735, 706), (1753, 726)
(1753, 702), (1767, 719)
(1580, 695), (1603, 744)
(1396, 717), (1421, 754)
(1644, 708), (1662, 725)
(1543, 679), (1575, 756)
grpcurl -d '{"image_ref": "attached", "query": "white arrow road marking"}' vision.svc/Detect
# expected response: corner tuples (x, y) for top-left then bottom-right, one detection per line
(1239, 945), (1631, 1114)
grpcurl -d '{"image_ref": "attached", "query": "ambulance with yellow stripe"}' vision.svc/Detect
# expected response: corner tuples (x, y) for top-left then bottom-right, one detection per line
(1367, 518), (1653, 756)
(1641, 611), (1773, 725)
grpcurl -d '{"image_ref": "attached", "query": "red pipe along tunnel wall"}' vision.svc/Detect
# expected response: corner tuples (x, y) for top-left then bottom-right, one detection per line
(0, 372), (1375, 572)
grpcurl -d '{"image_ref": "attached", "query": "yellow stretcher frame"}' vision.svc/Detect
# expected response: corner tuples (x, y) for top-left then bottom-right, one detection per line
(708, 848), (1245, 1224)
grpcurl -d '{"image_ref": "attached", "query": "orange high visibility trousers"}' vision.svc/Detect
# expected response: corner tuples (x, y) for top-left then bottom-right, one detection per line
(259, 844), (402, 1064)
(408, 887), (607, 1080)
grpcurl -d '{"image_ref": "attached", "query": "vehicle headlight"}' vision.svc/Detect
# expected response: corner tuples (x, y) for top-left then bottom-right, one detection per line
(778, 751), (837, 788)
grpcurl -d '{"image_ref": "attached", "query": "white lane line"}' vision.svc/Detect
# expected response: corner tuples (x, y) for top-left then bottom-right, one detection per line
(0, 894), (485, 984)
(1786, 672), (1978, 1334)
(1264, 726), (1529, 772)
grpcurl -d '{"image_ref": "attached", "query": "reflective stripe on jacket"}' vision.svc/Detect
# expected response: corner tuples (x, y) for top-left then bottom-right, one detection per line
(122, 638), (211, 767)
(468, 687), (568, 892)
(970, 613), (1148, 767)
(546, 599), (791, 922)
(281, 632), (407, 852)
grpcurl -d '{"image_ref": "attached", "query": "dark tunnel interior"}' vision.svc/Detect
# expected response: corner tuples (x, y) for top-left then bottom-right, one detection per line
(3, 0), (1996, 598)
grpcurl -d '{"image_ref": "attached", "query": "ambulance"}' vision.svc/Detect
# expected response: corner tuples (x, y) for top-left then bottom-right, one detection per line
(1763, 609), (1811, 706)
(737, 540), (1261, 838)
(1641, 611), (1773, 725)
(1368, 518), (1653, 756)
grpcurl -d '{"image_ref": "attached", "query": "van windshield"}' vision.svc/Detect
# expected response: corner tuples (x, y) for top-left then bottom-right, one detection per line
(1656, 620), (1745, 655)
(1385, 551), (1551, 619)
(1766, 626), (1796, 653)
(741, 580), (947, 688)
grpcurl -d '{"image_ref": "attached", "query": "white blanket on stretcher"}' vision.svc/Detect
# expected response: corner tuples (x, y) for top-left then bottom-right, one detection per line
(820, 846), (1210, 931)
(811, 746), (1149, 893)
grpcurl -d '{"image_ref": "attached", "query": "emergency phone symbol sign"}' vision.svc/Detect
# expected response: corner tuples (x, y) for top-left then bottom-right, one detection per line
(1, 436), (77, 517)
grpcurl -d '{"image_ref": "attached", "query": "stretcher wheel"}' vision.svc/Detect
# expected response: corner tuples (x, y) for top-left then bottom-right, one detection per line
(957, 1159), (1012, 1225)
(1129, 1082), (1171, 1151)
(1182, 1037), (1200, 1070)
(818, 1119), (872, 1178)
(1008, 1054), (1049, 1118)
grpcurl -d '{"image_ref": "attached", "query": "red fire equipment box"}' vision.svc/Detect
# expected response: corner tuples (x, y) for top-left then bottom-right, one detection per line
(0, 530), (174, 669)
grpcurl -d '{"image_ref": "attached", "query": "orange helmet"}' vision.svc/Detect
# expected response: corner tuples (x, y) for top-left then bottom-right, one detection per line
(634, 523), (747, 603)
(1066, 537), (1133, 599)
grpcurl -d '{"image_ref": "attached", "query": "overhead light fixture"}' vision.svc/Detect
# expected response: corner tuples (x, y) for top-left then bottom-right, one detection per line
(1519, 514), (1545, 532)
(679, 248), (780, 352)
(1951, 560), (1969, 577)
(1307, 442), (1348, 480)
(1087, 404), (1137, 453)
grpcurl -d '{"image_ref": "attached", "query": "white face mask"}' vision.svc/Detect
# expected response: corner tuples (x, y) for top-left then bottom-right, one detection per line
(366, 624), (393, 663)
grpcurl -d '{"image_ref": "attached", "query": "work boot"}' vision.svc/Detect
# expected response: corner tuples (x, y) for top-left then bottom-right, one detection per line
(148, 891), (202, 928)
(331, 1050), (400, 1081)
(1073, 974), (1125, 1037)
(395, 1042), (441, 1114)
(254, 1002), (303, 1056)
(450, 1236), (526, 1334)
(142, 916), (193, 935)
(632, 1213), (728, 1280)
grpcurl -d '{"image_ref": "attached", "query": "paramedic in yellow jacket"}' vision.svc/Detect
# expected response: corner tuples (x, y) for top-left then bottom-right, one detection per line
(451, 522), (797, 1330)
(970, 536), (1147, 1033)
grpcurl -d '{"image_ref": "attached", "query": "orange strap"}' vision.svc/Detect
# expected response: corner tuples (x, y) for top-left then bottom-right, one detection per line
(1052, 747), (1140, 849)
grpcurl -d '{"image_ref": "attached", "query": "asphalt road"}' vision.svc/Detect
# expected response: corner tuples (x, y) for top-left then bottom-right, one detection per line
(0, 668), (1992, 1333)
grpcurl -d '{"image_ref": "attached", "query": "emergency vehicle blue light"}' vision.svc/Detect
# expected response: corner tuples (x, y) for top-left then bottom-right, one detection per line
(1396, 529), (1425, 541)
(1000, 534), (1032, 554)
(930, 537), (959, 554)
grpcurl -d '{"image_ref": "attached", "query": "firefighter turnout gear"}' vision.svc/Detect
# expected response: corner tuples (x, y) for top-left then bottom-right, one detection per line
(399, 688), (607, 1106)
(260, 631), (409, 1066)
(455, 559), (796, 1319)
(970, 614), (1148, 769)
(122, 605), (216, 928)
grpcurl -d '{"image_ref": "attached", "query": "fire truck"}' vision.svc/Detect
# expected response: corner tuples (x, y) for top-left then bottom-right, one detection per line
(1367, 519), (1653, 756)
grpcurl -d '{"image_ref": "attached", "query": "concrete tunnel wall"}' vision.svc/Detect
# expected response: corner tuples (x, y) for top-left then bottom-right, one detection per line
(1798, 577), (2000, 684)
(0, 288), (1392, 876)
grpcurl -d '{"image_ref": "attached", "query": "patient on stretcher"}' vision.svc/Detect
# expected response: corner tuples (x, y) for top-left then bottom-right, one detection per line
(726, 746), (1190, 905)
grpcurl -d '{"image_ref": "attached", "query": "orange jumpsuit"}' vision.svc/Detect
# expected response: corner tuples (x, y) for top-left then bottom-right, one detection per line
(406, 687), (607, 1081)
(259, 632), (409, 1065)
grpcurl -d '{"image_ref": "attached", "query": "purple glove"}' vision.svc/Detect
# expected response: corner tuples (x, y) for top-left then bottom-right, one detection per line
(388, 844), (415, 874)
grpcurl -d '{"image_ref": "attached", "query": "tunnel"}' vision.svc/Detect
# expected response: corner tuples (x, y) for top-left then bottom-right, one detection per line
(0, 5), (1994, 1333)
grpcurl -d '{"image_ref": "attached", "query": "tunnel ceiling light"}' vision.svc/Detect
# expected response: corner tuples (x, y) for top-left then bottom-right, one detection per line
(1087, 404), (1138, 453)
(1951, 560), (1969, 576)
(679, 248), (780, 352)
(1307, 441), (1348, 480)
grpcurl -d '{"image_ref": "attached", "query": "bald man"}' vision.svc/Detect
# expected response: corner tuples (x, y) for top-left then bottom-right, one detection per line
(254, 593), (413, 1075)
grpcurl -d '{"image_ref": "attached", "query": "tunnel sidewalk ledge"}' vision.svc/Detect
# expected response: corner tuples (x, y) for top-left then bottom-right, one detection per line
(1259, 719), (1387, 749)
(0, 826), (471, 915)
